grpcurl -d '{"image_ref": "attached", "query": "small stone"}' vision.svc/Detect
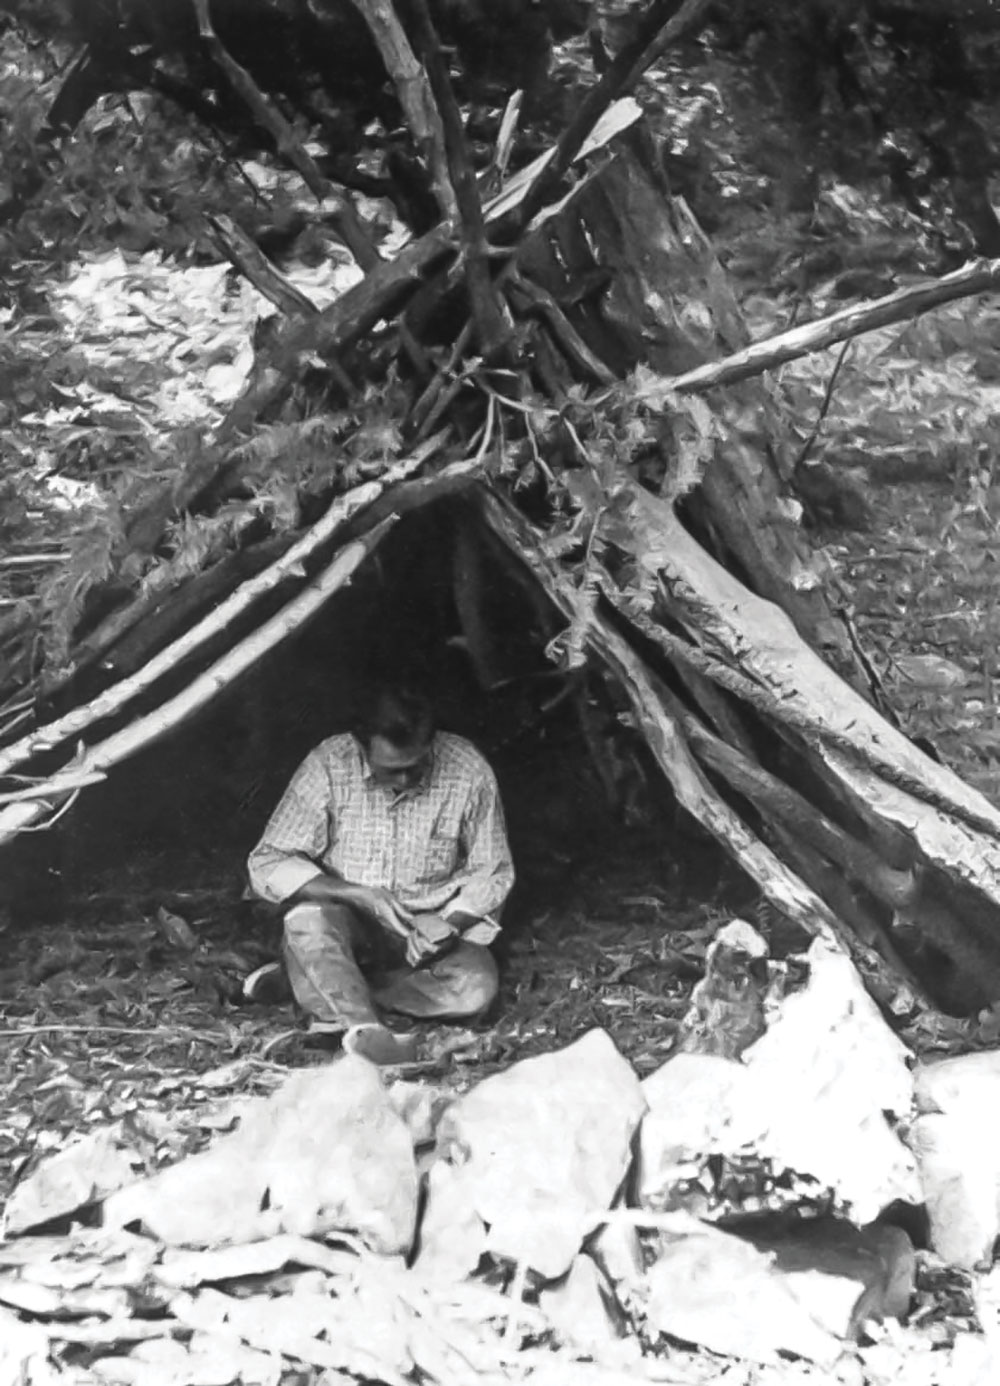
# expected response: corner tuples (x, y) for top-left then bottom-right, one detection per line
(675, 918), (771, 1060)
(412, 1158), (487, 1284)
(386, 1080), (447, 1146)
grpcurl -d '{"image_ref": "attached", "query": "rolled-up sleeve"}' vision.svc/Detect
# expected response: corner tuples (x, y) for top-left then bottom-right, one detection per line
(247, 752), (330, 905)
(442, 766), (515, 926)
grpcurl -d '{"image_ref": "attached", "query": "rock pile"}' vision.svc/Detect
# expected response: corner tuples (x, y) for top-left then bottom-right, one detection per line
(2, 921), (1000, 1384)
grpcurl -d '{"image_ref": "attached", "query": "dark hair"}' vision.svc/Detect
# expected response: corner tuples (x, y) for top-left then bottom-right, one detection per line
(352, 680), (434, 749)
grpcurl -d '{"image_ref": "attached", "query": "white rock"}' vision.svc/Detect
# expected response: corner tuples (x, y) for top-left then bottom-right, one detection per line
(908, 1051), (1000, 1268)
(637, 1052), (755, 1206)
(0, 1306), (54, 1386)
(412, 1159), (487, 1284)
(730, 1217), (915, 1339)
(643, 1215), (843, 1365)
(914, 1050), (1000, 1117)
(435, 1029), (647, 1279)
(4, 1126), (140, 1236)
(639, 940), (920, 1224)
(104, 1058), (418, 1255)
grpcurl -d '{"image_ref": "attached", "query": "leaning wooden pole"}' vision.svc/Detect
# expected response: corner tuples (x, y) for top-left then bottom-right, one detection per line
(475, 488), (850, 948)
(663, 258), (1000, 395)
(0, 450), (438, 780)
(0, 522), (396, 847)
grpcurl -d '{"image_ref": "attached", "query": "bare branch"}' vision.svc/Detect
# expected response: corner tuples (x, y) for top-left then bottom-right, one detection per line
(512, 0), (713, 237)
(191, 0), (378, 269)
(0, 522), (396, 847)
(0, 451), (436, 781)
(347, 0), (456, 222)
(666, 257), (1000, 395)
(404, 0), (510, 355)
(205, 213), (319, 319)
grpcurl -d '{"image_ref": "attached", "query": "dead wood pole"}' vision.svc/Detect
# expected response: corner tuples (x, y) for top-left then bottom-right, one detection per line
(0, 521), (396, 845)
(204, 213), (357, 397)
(0, 450), (438, 781)
(605, 580), (1000, 842)
(347, 0), (456, 223)
(205, 213), (320, 320)
(476, 487), (943, 1006)
(663, 258), (1000, 395)
(646, 662), (933, 1002)
(509, 0), (713, 239)
(0, 461), (478, 842)
(404, 0), (511, 357)
(190, 0), (379, 270)
(54, 540), (283, 691)
(652, 691), (917, 909)
(474, 487), (853, 954)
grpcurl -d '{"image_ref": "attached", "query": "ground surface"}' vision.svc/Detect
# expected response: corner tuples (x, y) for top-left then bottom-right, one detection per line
(0, 825), (728, 1207)
(4, 24), (1000, 1383)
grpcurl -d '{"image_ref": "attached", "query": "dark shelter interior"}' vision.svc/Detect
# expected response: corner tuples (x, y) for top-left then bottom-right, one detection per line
(4, 497), (735, 939)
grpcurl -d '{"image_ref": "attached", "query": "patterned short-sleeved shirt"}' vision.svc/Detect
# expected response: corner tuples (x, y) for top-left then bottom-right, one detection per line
(247, 732), (514, 926)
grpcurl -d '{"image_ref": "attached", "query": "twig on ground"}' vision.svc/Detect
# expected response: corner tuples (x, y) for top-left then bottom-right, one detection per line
(0, 1025), (234, 1041)
(0, 774), (106, 805)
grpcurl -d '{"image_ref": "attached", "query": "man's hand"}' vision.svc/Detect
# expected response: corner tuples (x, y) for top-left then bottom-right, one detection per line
(293, 875), (414, 937)
(405, 912), (458, 968)
(352, 886), (414, 938)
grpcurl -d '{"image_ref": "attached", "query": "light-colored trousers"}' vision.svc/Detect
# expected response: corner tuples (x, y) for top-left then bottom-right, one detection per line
(283, 900), (499, 1029)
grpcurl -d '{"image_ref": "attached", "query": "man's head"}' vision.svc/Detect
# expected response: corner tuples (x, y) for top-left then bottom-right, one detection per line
(354, 680), (435, 792)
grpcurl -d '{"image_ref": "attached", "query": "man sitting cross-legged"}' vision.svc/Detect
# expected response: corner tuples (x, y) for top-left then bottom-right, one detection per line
(245, 680), (515, 1065)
